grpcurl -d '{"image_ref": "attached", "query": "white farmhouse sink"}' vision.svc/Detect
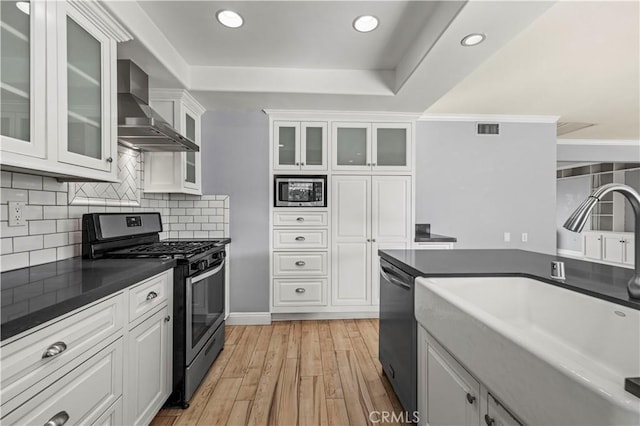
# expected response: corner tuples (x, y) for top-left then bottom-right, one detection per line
(415, 276), (640, 425)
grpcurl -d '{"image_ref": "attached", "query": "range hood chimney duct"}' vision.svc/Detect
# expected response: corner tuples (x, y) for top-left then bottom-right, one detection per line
(117, 60), (199, 152)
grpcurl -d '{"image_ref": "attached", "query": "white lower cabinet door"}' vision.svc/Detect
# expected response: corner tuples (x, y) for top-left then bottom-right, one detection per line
(583, 233), (602, 259)
(423, 331), (480, 426)
(486, 393), (523, 426)
(623, 239), (635, 266)
(332, 241), (371, 305)
(2, 338), (123, 426)
(603, 235), (624, 263)
(126, 305), (171, 426)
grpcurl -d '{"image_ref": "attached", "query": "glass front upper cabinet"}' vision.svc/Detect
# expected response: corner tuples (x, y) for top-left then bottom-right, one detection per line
(184, 111), (198, 187)
(373, 123), (411, 171)
(0, 0), (46, 157)
(273, 121), (327, 171)
(332, 122), (371, 171)
(58, 5), (112, 172)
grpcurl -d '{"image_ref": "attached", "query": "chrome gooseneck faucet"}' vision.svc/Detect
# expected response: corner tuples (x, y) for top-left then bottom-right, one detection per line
(563, 183), (640, 299)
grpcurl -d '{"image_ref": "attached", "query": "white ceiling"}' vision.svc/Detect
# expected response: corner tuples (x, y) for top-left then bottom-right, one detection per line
(108, 1), (640, 140)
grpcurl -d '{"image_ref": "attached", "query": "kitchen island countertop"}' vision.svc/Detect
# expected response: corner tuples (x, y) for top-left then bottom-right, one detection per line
(379, 249), (640, 310)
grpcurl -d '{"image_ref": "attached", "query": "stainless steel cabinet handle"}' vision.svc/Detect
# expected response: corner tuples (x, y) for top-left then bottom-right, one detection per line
(295, 261), (306, 266)
(484, 414), (495, 426)
(466, 393), (476, 404)
(44, 411), (69, 426)
(295, 236), (306, 241)
(165, 315), (171, 322)
(296, 217), (305, 222)
(146, 291), (158, 300)
(42, 342), (67, 359)
(295, 288), (306, 293)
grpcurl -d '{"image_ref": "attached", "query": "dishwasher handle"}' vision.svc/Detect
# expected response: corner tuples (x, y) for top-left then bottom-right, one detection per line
(380, 265), (412, 290)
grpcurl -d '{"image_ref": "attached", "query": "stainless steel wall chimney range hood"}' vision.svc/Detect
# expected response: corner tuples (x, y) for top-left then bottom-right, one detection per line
(117, 60), (199, 152)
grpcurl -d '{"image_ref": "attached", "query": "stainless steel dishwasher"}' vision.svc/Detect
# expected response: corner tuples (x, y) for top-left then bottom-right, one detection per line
(379, 258), (417, 415)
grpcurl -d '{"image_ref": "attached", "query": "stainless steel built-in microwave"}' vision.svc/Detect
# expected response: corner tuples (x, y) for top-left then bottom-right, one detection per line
(274, 175), (327, 207)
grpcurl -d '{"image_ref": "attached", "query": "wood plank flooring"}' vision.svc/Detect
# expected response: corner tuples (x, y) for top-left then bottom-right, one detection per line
(152, 319), (409, 426)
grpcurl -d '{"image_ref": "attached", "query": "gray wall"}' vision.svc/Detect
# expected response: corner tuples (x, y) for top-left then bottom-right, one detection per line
(201, 110), (270, 313)
(556, 175), (590, 252)
(415, 121), (557, 254)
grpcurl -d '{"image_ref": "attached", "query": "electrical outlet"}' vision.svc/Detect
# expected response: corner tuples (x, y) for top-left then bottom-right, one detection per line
(522, 233), (528, 242)
(8, 202), (26, 227)
(504, 232), (511, 242)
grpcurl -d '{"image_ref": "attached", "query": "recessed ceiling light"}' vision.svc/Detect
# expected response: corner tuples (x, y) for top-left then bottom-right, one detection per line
(216, 10), (243, 28)
(16, 1), (30, 15)
(461, 33), (486, 47)
(353, 15), (378, 33)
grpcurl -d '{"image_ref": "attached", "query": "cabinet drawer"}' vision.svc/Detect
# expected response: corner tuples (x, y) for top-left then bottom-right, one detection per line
(1, 293), (124, 408)
(273, 279), (327, 306)
(273, 211), (328, 227)
(129, 271), (170, 323)
(273, 229), (328, 249)
(2, 338), (123, 426)
(273, 252), (328, 276)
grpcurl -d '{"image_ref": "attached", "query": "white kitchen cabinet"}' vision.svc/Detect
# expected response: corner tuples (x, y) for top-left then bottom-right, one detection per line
(486, 393), (523, 426)
(144, 89), (206, 195)
(332, 122), (412, 172)
(126, 304), (172, 426)
(583, 231), (634, 267)
(0, 1), (130, 181)
(273, 121), (328, 171)
(332, 175), (412, 307)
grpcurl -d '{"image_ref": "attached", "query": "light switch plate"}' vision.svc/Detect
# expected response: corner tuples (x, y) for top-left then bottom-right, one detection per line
(8, 202), (26, 227)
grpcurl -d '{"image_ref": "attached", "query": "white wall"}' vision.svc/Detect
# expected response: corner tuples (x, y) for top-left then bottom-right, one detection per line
(415, 120), (557, 254)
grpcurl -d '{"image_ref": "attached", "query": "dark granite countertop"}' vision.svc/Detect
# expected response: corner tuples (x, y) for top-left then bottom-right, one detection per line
(1, 257), (177, 341)
(378, 249), (640, 310)
(414, 233), (457, 243)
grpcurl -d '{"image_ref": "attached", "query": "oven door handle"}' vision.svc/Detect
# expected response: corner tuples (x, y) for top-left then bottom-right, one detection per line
(380, 266), (411, 290)
(189, 259), (225, 284)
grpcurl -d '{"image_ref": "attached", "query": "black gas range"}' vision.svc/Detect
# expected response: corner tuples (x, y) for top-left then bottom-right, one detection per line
(82, 212), (230, 408)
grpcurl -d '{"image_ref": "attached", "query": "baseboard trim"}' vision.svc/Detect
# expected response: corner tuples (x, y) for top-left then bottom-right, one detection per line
(271, 312), (379, 321)
(226, 312), (272, 325)
(557, 249), (584, 258)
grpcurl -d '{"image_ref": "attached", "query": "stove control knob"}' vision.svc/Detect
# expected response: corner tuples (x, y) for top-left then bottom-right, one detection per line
(197, 260), (209, 271)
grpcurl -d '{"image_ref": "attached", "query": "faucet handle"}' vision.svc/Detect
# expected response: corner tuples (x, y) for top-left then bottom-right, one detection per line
(551, 261), (566, 280)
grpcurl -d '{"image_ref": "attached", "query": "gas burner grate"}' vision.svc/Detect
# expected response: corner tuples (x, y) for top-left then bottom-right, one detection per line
(111, 240), (222, 258)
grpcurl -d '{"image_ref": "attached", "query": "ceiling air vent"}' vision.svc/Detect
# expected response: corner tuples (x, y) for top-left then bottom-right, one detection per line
(477, 123), (499, 135)
(557, 122), (595, 136)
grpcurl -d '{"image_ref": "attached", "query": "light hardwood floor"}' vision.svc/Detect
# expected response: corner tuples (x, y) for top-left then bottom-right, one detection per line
(151, 319), (409, 426)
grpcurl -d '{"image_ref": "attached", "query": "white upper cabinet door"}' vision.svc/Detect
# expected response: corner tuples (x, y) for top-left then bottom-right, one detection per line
(274, 121), (300, 170)
(182, 105), (200, 191)
(56, 2), (116, 173)
(371, 175), (412, 242)
(332, 122), (372, 171)
(372, 123), (412, 171)
(0, 0), (47, 158)
(300, 122), (327, 170)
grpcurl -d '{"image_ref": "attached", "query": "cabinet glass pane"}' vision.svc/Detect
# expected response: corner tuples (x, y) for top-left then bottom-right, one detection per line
(1, 0), (30, 142)
(185, 114), (196, 184)
(376, 128), (406, 166)
(305, 126), (323, 166)
(278, 126), (296, 165)
(337, 127), (366, 166)
(67, 17), (101, 159)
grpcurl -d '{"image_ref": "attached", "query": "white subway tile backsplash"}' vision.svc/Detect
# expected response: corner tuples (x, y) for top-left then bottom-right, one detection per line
(186, 208), (201, 216)
(193, 216), (208, 223)
(170, 223), (186, 231)
(1, 252), (29, 270)
(28, 190), (56, 205)
(68, 206), (89, 218)
(171, 208), (186, 216)
(42, 178), (68, 192)
(1, 188), (28, 203)
(57, 219), (79, 232)
(44, 206), (68, 220)
(178, 231), (194, 238)
(56, 244), (80, 260)
(201, 208), (215, 215)
(56, 192), (67, 205)
(178, 201), (194, 208)
(1, 222), (29, 238)
(0, 205), (7, 221)
(194, 231), (209, 238)
(23, 205), (43, 220)
(29, 248), (56, 266)
(1, 171), (12, 188)
(29, 220), (57, 235)
(193, 201), (209, 208)
(208, 200), (224, 208)
(178, 216), (194, 223)
(14, 235), (44, 252)
(44, 233), (68, 248)
(1, 238), (13, 255)
(68, 231), (82, 244)
(201, 223), (217, 231)
(12, 173), (43, 190)
(186, 223), (201, 231)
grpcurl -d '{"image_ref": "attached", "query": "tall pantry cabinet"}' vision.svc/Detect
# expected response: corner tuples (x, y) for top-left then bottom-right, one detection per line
(268, 111), (416, 317)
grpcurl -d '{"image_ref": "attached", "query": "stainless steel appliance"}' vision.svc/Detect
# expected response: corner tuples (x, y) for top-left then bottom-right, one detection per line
(82, 212), (229, 407)
(379, 258), (417, 415)
(274, 175), (326, 207)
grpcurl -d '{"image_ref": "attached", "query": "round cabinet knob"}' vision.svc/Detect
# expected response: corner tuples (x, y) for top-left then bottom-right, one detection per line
(295, 288), (306, 293)
(106, 157), (113, 163)
(372, 239), (376, 242)
(165, 315), (171, 322)
(466, 393), (476, 404)
(301, 162), (305, 166)
(146, 291), (158, 300)
(296, 162), (300, 166)
(295, 261), (306, 266)
(372, 163), (377, 166)
(295, 236), (306, 241)
(42, 342), (68, 359)
(367, 239), (371, 242)
(484, 414), (495, 426)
